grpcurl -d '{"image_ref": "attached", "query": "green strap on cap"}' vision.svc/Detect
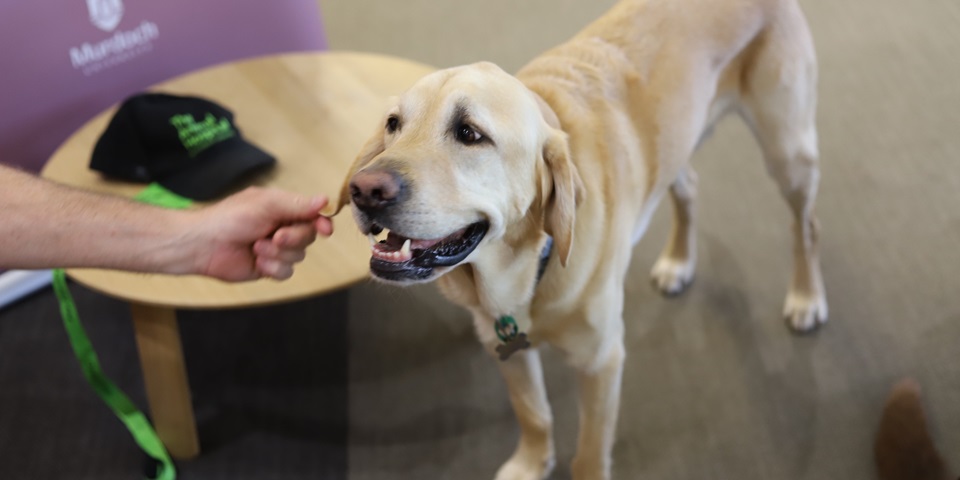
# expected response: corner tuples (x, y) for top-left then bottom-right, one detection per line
(54, 183), (193, 480)
(133, 183), (194, 210)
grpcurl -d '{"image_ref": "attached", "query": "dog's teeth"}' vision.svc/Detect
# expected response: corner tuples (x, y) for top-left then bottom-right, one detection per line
(401, 239), (411, 257)
(368, 234), (377, 247)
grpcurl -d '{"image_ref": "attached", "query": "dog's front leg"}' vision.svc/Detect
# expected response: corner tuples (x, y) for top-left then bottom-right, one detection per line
(470, 309), (554, 480)
(560, 331), (625, 480)
(489, 346), (555, 480)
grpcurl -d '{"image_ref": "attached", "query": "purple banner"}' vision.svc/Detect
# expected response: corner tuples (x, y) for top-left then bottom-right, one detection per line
(0, 0), (326, 173)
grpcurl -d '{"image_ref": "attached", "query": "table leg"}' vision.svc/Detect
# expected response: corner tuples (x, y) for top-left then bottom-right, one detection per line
(130, 303), (201, 460)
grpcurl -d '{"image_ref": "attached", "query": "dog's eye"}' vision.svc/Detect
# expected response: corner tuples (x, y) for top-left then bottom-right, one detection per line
(455, 124), (483, 145)
(386, 116), (400, 133)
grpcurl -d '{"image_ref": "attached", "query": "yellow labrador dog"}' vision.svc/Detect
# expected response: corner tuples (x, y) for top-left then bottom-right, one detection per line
(335, 0), (826, 477)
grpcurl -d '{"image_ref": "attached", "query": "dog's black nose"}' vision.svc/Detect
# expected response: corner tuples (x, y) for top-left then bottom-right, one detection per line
(350, 169), (404, 212)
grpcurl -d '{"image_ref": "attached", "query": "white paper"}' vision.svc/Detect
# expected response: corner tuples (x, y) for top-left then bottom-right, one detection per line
(0, 270), (53, 310)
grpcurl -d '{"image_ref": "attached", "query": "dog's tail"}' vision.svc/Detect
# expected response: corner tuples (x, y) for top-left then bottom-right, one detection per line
(874, 378), (954, 480)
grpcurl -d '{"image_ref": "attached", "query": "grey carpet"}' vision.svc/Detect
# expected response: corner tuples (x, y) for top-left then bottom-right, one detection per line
(3, 0), (960, 478)
(0, 283), (349, 480)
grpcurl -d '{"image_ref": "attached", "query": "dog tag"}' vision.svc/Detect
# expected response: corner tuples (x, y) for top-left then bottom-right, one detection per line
(494, 316), (530, 361)
(496, 333), (531, 361)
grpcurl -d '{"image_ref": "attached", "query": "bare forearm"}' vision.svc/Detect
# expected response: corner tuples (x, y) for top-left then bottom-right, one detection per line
(0, 164), (200, 273)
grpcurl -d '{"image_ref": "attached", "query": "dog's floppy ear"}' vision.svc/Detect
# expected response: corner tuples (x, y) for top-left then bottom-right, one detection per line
(540, 128), (584, 267)
(326, 127), (386, 217)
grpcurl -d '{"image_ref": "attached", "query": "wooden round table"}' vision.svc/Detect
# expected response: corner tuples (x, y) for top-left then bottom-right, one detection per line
(41, 51), (435, 459)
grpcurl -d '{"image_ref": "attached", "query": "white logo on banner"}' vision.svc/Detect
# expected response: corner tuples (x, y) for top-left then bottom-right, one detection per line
(70, 0), (161, 76)
(86, 0), (124, 32)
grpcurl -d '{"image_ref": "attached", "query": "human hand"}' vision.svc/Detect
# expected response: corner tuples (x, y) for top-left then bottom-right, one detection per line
(187, 187), (333, 281)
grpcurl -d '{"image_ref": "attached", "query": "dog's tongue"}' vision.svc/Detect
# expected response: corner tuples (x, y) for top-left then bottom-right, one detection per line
(371, 228), (468, 263)
(383, 232), (406, 250)
(386, 228), (466, 251)
(371, 233), (411, 263)
(381, 232), (440, 251)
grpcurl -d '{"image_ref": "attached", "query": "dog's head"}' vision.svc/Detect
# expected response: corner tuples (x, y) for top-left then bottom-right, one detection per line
(335, 62), (583, 284)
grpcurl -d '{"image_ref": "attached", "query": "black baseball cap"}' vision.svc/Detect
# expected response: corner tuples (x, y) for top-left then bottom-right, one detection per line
(90, 93), (276, 201)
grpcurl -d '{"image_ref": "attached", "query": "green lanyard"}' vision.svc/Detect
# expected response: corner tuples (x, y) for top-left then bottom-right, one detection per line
(53, 183), (193, 480)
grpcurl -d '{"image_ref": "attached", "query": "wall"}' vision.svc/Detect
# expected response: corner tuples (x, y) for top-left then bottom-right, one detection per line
(320, 0), (618, 72)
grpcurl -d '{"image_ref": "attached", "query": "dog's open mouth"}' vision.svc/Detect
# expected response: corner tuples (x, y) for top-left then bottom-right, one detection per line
(366, 221), (489, 281)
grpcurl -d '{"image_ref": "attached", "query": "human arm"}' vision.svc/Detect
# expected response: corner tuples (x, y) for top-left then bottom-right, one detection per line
(0, 163), (332, 280)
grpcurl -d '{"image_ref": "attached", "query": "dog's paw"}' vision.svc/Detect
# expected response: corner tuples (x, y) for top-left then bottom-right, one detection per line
(493, 452), (555, 480)
(783, 291), (828, 333)
(650, 256), (695, 296)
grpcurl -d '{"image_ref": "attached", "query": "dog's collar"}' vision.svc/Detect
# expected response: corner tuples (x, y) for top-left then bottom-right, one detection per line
(494, 235), (553, 361)
(536, 235), (553, 284)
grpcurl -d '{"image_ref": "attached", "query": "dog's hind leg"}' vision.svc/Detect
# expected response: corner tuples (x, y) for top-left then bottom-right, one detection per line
(739, 6), (827, 332)
(651, 164), (699, 296)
